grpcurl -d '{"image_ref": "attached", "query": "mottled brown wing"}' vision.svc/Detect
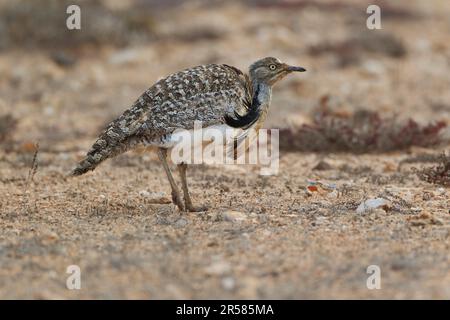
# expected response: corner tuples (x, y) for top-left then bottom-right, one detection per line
(71, 64), (251, 176)
(132, 64), (252, 141)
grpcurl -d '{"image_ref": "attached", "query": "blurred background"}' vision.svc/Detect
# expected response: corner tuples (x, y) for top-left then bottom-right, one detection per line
(1, 0), (450, 154)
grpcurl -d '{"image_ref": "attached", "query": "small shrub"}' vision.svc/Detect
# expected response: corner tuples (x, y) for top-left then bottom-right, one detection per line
(279, 108), (447, 153)
(416, 153), (450, 187)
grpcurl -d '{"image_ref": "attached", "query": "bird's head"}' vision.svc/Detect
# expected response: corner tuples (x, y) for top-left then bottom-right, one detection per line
(249, 57), (306, 86)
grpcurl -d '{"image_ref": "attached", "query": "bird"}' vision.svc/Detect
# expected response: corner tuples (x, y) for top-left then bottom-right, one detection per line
(71, 57), (306, 212)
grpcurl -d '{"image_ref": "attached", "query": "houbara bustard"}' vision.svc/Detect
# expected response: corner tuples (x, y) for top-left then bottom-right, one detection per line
(71, 57), (306, 211)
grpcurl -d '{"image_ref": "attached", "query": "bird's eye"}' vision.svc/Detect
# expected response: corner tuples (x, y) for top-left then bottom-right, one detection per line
(269, 64), (277, 70)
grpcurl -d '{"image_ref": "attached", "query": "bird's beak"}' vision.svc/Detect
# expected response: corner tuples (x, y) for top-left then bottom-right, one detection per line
(287, 65), (306, 72)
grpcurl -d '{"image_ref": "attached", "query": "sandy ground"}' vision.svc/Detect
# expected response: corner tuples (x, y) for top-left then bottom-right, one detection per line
(0, 0), (449, 299)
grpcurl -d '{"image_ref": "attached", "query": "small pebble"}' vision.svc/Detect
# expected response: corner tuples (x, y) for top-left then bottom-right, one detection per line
(356, 198), (388, 214)
(222, 210), (247, 223)
(221, 277), (236, 291)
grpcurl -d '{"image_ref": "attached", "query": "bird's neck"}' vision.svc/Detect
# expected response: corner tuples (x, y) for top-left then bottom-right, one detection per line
(251, 81), (272, 110)
(223, 81), (272, 129)
(250, 81), (272, 128)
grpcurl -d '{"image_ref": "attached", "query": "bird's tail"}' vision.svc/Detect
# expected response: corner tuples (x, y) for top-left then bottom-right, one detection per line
(70, 127), (137, 177)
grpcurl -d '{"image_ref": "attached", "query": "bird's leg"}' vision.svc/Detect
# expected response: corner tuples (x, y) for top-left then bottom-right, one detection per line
(177, 163), (207, 212)
(157, 148), (184, 211)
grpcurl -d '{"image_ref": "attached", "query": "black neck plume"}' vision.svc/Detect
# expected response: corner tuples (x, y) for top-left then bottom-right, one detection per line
(225, 83), (264, 129)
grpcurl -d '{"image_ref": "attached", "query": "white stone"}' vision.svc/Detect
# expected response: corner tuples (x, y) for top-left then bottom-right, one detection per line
(204, 261), (231, 276)
(221, 277), (235, 291)
(139, 190), (151, 197)
(222, 210), (247, 222)
(356, 198), (388, 214)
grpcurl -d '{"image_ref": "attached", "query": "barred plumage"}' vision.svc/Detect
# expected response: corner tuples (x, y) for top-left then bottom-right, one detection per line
(71, 57), (306, 211)
(71, 64), (251, 176)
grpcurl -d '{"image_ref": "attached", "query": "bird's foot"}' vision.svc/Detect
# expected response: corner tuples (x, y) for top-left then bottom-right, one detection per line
(185, 203), (208, 212)
(171, 191), (185, 211)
